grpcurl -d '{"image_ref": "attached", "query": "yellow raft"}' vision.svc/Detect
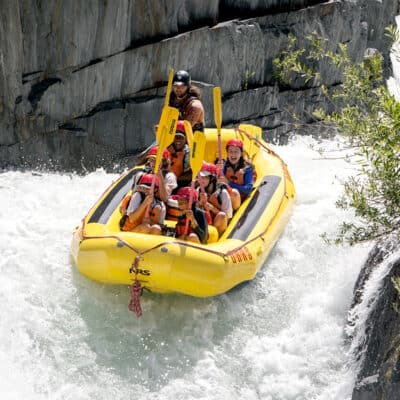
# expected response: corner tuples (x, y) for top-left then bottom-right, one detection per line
(71, 125), (295, 297)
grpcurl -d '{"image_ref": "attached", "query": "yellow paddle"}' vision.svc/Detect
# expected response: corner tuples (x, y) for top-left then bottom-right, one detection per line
(183, 120), (194, 151)
(144, 105), (178, 220)
(213, 87), (223, 164)
(238, 124), (261, 161)
(156, 68), (175, 143)
(164, 68), (174, 108)
(154, 106), (179, 174)
(184, 124), (206, 235)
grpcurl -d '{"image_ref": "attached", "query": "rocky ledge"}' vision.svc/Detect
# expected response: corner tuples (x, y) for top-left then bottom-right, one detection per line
(0, 0), (398, 170)
(348, 235), (400, 400)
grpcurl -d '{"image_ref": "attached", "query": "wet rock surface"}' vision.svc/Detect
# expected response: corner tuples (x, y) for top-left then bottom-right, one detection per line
(349, 237), (400, 400)
(0, 0), (398, 171)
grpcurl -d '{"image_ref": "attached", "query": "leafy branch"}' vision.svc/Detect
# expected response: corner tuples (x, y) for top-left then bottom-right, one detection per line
(274, 28), (400, 245)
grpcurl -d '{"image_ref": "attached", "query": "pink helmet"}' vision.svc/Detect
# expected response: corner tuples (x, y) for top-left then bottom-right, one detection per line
(172, 186), (198, 202)
(139, 173), (159, 187)
(199, 161), (217, 177)
(226, 138), (244, 150)
(146, 146), (170, 159)
(176, 120), (186, 135)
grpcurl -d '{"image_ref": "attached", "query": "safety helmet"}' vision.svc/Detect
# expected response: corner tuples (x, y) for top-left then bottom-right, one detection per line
(199, 161), (217, 177)
(138, 173), (159, 187)
(172, 70), (191, 86)
(146, 146), (170, 159)
(176, 120), (186, 134)
(226, 138), (244, 150)
(172, 186), (198, 202)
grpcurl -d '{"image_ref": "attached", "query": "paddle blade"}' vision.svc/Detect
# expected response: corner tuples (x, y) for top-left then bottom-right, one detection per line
(155, 106), (179, 172)
(190, 130), (207, 177)
(183, 120), (194, 151)
(213, 87), (222, 129)
(163, 68), (174, 109)
(238, 124), (261, 159)
(239, 124), (262, 140)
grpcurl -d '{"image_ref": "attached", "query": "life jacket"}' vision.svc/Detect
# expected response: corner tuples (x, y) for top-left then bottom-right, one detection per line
(168, 144), (187, 178)
(170, 93), (204, 132)
(225, 165), (245, 185)
(209, 182), (233, 217)
(175, 215), (195, 237)
(120, 194), (132, 215)
(204, 209), (213, 224)
(120, 192), (162, 231)
(166, 203), (182, 221)
(209, 192), (221, 216)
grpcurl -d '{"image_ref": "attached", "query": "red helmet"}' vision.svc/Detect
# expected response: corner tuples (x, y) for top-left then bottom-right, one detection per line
(172, 186), (198, 202)
(146, 146), (170, 159)
(176, 120), (186, 134)
(226, 138), (244, 150)
(139, 173), (159, 187)
(199, 161), (217, 176)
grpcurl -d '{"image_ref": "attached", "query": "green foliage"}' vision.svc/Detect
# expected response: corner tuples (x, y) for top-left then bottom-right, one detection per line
(274, 30), (400, 245)
(272, 34), (314, 84)
(392, 276), (400, 314)
(243, 70), (256, 90)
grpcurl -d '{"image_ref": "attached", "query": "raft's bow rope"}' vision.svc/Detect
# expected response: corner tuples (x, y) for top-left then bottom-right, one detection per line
(128, 255), (143, 317)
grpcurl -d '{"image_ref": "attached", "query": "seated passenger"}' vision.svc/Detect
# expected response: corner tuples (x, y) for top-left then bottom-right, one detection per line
(218, 139), (254, 210)
(120, 174), (165, 235)
(198, 162), (233, 236)
(172, 187), (208, 244)
(139, 145), (177, 203)
(167, 121), (192, 190)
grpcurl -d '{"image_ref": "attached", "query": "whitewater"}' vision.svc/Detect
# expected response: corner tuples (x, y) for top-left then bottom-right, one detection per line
(0, 136), (371, 400)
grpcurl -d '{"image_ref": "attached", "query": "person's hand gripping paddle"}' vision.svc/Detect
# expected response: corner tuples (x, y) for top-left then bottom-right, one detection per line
(145, 105), (179, 219)
(184, 122), (206, 235)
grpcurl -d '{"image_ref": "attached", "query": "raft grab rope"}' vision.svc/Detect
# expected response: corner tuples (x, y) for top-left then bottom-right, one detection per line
(128, 255), (143, 317)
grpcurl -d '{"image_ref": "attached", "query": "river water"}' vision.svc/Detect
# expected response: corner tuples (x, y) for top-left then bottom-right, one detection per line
(0, 136), (371, 400)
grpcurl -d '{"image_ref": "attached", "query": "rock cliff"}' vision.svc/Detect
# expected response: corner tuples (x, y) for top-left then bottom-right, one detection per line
(348, 237), (400, 400)
(0, 0), (398, 170)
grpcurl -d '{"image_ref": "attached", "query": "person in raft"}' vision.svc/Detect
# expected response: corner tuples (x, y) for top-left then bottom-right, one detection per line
(138, 145), (177, 203)
(120, 146), (176, 216)
(172, 186), (208, 244)
(169, 70), (205, 132)
(167, 120), (192, 189)
(197, 161), (233, 237)
(120, 174), (166, 235)
(217, 138), (254, 210)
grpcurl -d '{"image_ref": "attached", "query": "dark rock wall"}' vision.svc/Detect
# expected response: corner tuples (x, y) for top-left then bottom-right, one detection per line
(349, 238), (400, 400)
(0, 0), (398, 170)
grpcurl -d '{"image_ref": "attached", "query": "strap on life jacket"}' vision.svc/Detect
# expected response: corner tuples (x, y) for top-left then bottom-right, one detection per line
(175, 215), (194, 236)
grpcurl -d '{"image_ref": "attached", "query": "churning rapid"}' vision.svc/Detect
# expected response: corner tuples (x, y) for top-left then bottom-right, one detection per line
(0, 136), (370, 400)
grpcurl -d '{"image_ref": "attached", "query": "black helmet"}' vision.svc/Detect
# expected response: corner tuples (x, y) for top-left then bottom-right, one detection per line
(172, 70), (191, 86)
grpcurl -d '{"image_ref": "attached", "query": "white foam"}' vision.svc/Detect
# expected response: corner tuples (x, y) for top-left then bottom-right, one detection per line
(0, 137), (372, 400)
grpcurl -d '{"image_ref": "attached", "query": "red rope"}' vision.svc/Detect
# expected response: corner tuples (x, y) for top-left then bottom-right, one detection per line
(128, 256), (143, 317)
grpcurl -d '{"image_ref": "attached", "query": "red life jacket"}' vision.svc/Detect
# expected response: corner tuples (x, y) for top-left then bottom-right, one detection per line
(175, 216), (195, 236)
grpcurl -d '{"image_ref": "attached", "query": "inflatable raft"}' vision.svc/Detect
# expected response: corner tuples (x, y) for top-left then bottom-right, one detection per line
(71, 124), (295, 298)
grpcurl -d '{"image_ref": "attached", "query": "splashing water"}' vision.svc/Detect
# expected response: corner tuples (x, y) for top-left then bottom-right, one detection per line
(0, 137), (370, 400)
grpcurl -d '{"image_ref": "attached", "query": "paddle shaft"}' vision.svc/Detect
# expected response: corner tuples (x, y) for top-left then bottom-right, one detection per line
(213, 87), (223, 165)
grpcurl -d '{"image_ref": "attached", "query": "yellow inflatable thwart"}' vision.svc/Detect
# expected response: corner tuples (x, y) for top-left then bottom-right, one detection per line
(71, 125), (296, 299)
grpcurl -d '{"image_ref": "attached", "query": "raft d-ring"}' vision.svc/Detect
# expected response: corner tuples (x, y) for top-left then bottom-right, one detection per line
(223, 255), (229, 263)
(161, 247), (168, 253)
(117, 240), (124, 248)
